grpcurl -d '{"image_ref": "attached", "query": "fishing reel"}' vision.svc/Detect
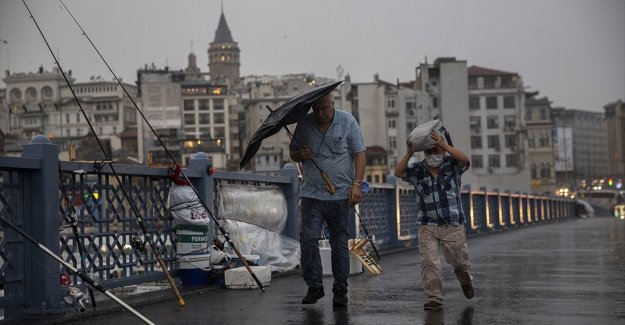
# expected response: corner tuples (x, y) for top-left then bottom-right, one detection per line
(64, 286), (90, 312)
(131, 233), (147, 252)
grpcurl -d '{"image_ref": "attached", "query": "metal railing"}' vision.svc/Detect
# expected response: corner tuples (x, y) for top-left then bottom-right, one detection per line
(0, 136), (575, 319)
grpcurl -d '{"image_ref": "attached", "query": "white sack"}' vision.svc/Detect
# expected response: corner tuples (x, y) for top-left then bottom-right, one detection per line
(408, 119), (445, 152)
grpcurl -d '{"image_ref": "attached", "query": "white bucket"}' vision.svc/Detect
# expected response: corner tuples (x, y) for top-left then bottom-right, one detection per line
(178, 253), (211, 286)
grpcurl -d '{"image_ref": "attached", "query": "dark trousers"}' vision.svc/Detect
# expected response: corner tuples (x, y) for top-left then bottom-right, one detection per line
(300, 197), (350, 289)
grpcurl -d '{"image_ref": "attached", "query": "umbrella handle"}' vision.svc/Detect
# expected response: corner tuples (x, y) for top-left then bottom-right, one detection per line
(321, 172), (336, 195)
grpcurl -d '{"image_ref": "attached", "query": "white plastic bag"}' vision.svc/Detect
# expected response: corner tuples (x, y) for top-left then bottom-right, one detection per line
(167, 184), (211, 225)
(409, 119), (445, 152)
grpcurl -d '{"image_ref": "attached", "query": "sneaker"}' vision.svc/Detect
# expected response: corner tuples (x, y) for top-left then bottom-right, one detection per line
(302, 287), (325, 304)
(332, 287), (348, 307)
(423, 301), (443, 310)
(461, 283), (474, 299)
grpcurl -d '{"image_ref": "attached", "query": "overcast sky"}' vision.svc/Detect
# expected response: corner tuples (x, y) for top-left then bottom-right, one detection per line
(1, 0), (623, 111)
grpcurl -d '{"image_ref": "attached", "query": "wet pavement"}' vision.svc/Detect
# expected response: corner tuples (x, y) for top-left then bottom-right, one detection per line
(10, 217), (625, 324)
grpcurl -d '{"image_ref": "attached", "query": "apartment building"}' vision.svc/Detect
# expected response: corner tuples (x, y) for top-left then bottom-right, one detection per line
(604, 100), (625, 177)
(525, 93), (556, 193)
(552, 108), (608, 183)
(2, 66), (137, 158)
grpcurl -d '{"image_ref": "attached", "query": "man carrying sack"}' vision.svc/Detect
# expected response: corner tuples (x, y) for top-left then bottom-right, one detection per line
(393, 121), (474, 310)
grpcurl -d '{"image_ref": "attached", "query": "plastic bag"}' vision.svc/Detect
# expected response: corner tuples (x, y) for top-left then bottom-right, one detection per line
(221, 219), (300, 273)
(409, 119), (445, 152)
(167, 184), (211, 225)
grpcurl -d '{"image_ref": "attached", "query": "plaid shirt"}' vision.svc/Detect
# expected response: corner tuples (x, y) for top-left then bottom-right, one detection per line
(402, 156), (469, 225)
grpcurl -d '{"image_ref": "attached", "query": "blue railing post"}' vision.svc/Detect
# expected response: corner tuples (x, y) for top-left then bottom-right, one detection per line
(19, 135), (63, 314)
(187, 152), (215, 244)
(385, 175), (399, 246)
(279, 163), (300, 240)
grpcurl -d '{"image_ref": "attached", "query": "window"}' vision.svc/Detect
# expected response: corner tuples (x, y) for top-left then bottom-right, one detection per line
(66, 114), (70, 123)
(487, 116), (499, 129)
(25, 87), (37, 102)
(470, 116), (481, 129)
(199, 100), (209, 111)
(213, 112), (225, 124)
(504, 96), (515, 109)
(199, 113), (210, 124)
(468, 77), (478, 89)
(41, 86), (54, 99)
(540, 163), (551, 178)
(471, 155), (483, 168)
(505, 135), (517, 147)
(470, 136), (482, 149)
(214, 127), (225, 138)
(184, 100), (195, 111)
(487, 135), (500, 149)
(388, 119), (396, 129)
(213, 99), (224, 111)
(530, 163), (537, 179)
(469, 96), (480, 110)
(76, 113), (80, 123)
(506, 154), (518, 167)
(540, 108), (547, 120)
(432, 97), (438, 108)
(488, 155), (500, 168)
(484, 77), (495, 89)
(10, 88), (22, 102)
(387, 98), (395, 108)
(389, 136), (397, 149)
(501, 76), (516, 88)
(184, 114), (195, 125)
(504, 115), (516, 130)
(539, 131), (550, 147)
(486, 96), (498, 109)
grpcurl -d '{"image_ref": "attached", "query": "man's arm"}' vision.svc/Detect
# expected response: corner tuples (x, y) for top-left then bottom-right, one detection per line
(394, 139), (414, 178)
(431, 130), (470, 168)
(349, 151), (366, 206)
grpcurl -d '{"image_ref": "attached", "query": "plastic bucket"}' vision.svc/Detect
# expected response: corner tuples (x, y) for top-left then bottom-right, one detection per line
(178, 253), (210, 285)
(176, 224), (209, 255)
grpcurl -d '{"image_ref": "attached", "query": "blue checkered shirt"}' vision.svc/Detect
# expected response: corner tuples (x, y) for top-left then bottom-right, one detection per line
(402, 156), (469, 225)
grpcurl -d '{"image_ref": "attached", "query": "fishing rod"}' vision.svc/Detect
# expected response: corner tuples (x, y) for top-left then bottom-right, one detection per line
(58, 165), (97, 310)
(58, 0), (266, 291)
(352, 207), (381, 261)
(22, 0), (186, 306)
(0, 217), (156, 325)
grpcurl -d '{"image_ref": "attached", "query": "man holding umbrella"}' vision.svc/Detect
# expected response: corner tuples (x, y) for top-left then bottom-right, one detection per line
(289, 93), (366, 306)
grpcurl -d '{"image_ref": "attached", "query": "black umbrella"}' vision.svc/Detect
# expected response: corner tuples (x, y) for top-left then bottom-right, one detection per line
(240, 80), (343, 194)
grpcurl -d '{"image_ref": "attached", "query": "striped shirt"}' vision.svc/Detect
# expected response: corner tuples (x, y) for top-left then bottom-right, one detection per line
(402, 155), (469, 225)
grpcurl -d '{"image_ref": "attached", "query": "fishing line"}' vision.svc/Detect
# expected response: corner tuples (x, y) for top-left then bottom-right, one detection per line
(58, 0), (266, 291)
(22, 0), (186, 306)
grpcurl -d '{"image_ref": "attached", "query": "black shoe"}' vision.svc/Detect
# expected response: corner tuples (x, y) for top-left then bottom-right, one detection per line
(332, 287), (348, 307)
(461, 283), (474, 299)
(423, 301), (443, 310)
(302, 287), (325, 304)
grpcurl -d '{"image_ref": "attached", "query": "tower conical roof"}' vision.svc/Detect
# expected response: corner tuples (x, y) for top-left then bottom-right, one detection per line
(214, 12), (234, 43)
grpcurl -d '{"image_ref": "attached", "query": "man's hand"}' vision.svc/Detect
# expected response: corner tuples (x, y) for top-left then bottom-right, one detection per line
(349, 185), (362, 206)
(429, 130), (448, 151)
(291, 145), (312, 162)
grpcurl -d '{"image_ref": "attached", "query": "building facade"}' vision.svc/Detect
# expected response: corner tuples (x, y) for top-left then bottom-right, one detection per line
(552, 108), (608, 186)
(525, 93), (556, 193)
(604, 99), (625, 178)
(2, 66), (137, 158)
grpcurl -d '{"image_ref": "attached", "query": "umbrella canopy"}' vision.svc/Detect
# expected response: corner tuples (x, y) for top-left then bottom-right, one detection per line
(240, 80), (343, 169)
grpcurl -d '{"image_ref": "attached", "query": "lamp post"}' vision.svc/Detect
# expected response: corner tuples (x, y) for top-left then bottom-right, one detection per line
(0, 39), (8, 73)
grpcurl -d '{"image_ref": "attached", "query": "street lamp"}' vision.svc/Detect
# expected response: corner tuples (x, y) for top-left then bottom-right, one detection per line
(0, 39), (8, 74)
